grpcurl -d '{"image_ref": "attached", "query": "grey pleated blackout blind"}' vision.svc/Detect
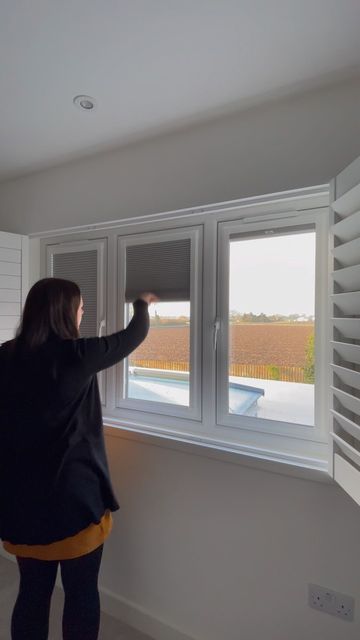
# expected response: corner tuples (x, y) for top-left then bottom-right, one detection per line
(53, 250), (98, 337)
(125, 238), (191, 302)
(330, 163), (360, 506)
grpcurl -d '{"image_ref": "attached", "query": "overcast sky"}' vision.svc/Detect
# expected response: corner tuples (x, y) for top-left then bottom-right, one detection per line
(229, 231), (315, 316)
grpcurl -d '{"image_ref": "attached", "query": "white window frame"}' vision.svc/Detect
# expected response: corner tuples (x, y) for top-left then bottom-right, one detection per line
(37, 185), (331, 472)
(115, 226), (203, 421)
(216, 210), (329, 454)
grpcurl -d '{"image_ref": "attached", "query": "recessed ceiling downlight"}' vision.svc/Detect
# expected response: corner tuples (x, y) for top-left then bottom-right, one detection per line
(73, 95), (96, 111)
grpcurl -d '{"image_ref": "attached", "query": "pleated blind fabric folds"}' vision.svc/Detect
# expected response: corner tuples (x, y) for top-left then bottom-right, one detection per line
(330, 172), (360, 505)
(53, 250), (98, 337)
(125, 238), (191, 302)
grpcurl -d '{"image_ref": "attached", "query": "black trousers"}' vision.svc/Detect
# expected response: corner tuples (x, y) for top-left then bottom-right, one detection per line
(11, 544), (103, 640)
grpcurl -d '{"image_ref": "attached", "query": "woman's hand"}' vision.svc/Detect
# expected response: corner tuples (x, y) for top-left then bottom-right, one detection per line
(138, 292), (159, 305)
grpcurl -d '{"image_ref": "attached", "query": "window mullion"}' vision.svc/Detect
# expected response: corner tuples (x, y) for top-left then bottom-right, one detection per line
(216, 222), (231, 427)
(202, 218), (218, 431)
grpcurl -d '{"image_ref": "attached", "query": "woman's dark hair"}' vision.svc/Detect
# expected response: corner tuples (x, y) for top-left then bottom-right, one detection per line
(15, 278), (81, 350)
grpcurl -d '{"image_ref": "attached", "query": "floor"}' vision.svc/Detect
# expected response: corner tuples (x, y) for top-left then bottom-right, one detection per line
(0, 554), (154, 640)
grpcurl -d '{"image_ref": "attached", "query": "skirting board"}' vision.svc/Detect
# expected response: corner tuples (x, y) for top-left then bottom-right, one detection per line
(0, 547), (195, 640)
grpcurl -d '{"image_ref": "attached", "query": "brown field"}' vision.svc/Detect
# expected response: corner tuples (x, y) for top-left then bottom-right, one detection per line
(130, 323), (314, 368)
(130, 326), (190, 365)
(229, 324), (313, 367)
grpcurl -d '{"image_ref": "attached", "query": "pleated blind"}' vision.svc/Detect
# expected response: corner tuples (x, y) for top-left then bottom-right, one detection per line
(330, 163), (360, 506)
(52, 250), (98, 337)
(125, 238), (191, 302)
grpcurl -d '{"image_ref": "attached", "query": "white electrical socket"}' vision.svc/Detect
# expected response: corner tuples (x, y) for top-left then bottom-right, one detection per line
(308, 584), (354, 622)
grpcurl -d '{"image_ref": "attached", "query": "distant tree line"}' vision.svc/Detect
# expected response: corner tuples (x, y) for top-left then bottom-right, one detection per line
(150, 312), (189, 326)
(229, 312), (314, 323)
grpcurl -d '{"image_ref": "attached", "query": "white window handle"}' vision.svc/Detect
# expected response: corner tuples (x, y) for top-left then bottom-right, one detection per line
(98, 318), (106, 337)
(213, 318), (220, 350)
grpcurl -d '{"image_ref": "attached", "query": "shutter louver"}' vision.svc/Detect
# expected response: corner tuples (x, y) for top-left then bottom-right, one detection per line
(53, 250), (98, 337)
(330, 163), (360, 506)
(125, 238), (191, 302)
(0, 232), (23, 344)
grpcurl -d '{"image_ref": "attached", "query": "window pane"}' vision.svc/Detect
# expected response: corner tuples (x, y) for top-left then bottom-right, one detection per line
(126, 301), (190, 406)
(228, 231), (315, 425)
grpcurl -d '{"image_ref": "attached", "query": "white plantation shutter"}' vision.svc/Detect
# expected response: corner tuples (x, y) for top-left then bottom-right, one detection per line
(0, 231), (28, 344)
(47, 240), (106, 403)
(330, 156), (360, 505)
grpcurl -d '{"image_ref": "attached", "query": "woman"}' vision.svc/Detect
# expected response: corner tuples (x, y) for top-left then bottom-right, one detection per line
(0, 277), (156, 640)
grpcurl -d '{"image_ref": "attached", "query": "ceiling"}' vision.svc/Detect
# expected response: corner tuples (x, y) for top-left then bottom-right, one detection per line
(1, 0), (360, 181)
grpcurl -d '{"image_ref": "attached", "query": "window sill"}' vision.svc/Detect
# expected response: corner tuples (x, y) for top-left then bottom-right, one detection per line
(103, 419), (332, 485)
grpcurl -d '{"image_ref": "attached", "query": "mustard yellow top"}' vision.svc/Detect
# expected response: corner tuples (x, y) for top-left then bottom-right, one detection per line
(2, 510), (112, 561)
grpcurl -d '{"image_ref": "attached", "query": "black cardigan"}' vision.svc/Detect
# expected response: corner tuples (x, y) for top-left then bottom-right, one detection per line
(0, 299), (149, 545)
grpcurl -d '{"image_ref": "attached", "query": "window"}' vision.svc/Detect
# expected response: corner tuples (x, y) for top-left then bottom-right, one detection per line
(223, 226), (315, 425)
(127, 300), (191, 407)
(41, 188), (329, 471)
(216, 212), (328, 463)
(47, 239), (107, 403)
(116, 227), (202, 421)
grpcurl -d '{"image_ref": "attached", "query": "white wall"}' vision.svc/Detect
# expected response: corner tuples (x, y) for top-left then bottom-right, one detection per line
(1, 76), (360, 639)
(0, 76), (360, 234)
(101, 433), (360, 640)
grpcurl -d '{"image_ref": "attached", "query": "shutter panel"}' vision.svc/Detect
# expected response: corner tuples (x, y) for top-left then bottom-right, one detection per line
(330, 156), (360, 506)
(47, 240), (106, 404)
(125, 238), (191, 302)
(0, 231), (28, 344)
